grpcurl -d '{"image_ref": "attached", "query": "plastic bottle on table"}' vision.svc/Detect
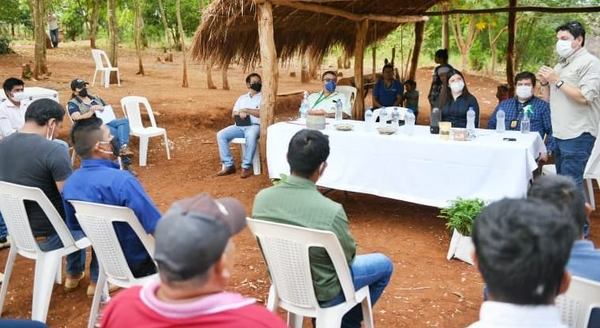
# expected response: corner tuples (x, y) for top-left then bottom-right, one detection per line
(364, 107), (373, 131)
(466, 107), (476, 140)
(430, 107), (440, 134)
(379, 108), (388, 127)
(496, 109), (505, 133)
(521, 106), (531, 134)
(391, 107), (400, 126)
(299, 91), (309, 119)
(404, 109), (416, 135)
(335, 99), (343, 121)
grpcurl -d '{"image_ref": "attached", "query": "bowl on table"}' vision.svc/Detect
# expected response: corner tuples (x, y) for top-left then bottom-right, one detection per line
(334, 123), (354, 131)
(376, 126), (398, 135)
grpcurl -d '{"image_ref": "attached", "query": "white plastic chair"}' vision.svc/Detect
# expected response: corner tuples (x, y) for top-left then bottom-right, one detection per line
(231, 138), (261, 175)
(336, 85), (357, 113)
(0, 182), (91, 323)
(120, 96), (171, 166)
(246, 218), (374, 328)
(69, 200), (158, 328)
(91, 49), (121, 88)
(556, 276), (600, 328)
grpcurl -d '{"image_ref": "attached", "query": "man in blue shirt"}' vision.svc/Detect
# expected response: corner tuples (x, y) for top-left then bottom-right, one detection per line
(488, 71), (554, 156)
(372, 64), (403, 109)
(63, 117), (161, 296)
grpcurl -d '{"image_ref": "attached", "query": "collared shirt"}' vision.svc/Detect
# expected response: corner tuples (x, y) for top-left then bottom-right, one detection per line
(488, 96), (554, 150)
(551, 48), (600, 139)
(232, 92), (261, 125)
(62, 159), (161, 265)
(373, 79), (404, 108)
(252, 175), (356, 302)
(441, 93), (480, 128)
(567, 239), (600, 282)
(307, 91), (350, 117)
(468, 301), (566, 328)
(0, 99), (27, 138)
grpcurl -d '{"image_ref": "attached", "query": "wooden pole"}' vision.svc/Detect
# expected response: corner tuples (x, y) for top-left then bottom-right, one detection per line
(256, 0), (278, 174)
(408, 21), (425, 82)
(371, 46), (376, 81)
(425, 5), (600, 15)
(176, 0), (189, 87)
(354, 19), (368, 120)
(441, 2), (450, 49)
(506, 0), (517, 94)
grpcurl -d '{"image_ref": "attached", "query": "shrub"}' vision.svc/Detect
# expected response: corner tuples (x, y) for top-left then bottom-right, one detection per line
(438, 198), (485, 236)
(0, 36), (13, 55)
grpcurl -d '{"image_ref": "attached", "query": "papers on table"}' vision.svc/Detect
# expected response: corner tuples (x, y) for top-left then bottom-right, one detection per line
(95, 105), (116, 124)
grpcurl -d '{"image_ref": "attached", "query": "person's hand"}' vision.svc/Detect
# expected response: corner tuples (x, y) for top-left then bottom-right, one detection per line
(91, 104), (103, 112)
(538, 152), (549, 163)
(538, 66), (560, 84)
(239, 111), (248, 119)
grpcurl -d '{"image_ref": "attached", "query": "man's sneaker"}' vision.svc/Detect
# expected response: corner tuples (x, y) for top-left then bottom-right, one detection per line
(0, 237), (10, 250)
(87, 282), (120, 297)
(64, 272), (85, 292)
(119, 145), (134, 158)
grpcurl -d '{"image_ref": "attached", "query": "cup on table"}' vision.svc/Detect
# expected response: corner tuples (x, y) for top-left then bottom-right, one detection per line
(440, 122), (452, 140)
(451, 128), (467, 141)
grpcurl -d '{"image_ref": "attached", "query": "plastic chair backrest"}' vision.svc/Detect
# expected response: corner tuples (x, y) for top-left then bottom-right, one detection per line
(556, 276), (600, 328)
(336, 86), (357, 113)
(584, 120), (600, 179)
(69, 200), (155, 285)
(121, 96), (158, 132)
(0, 182), (78, 256)
(246, 218), (356, 311)
(91, 49), (111, 70)
(383, 106), (409, 120)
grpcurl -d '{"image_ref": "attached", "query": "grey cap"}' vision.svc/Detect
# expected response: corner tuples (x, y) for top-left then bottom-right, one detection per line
(154, 193), (246, 280)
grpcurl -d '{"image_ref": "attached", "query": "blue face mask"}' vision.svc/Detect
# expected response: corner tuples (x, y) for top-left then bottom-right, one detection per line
(325, 80), (336, 93)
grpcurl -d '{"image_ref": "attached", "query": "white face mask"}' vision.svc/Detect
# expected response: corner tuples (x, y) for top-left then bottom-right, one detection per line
(9, 91), (23, 102)
(556, 39), (574, 58)
(516, 85), (533, 100)
(450, 80), (465, 94)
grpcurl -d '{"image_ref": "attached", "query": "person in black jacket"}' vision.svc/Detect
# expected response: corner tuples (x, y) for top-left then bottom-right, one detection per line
(441, 70), (480, 128)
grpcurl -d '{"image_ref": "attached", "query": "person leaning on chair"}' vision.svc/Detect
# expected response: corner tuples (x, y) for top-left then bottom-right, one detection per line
(307, 71), (351, 118)
(252, 129), (393, 328)
(216, 73), (262, 179)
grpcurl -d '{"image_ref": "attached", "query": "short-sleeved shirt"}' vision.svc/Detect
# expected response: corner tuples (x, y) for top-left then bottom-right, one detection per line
(404, 90), (419, 113)
(441, 93), (480, 128)
(0, 100), (27, 138)
(550, 48), (600, 139)
(307, 91), (350, 117)
(233, 92), (261, 125)
(373, 79), (404, 108)
(67, 95), (106, 118)
(0, 133), (72, 236)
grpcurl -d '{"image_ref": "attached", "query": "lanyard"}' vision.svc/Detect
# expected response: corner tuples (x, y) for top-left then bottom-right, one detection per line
(313, 92), (334, 107)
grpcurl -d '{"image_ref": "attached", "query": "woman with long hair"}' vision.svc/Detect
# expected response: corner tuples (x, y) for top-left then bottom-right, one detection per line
(440, 70), (480, 128)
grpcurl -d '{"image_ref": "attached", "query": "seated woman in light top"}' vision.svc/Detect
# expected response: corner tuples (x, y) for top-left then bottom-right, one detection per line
(307, 71), (350, 118)
(440, 70), (480, 128)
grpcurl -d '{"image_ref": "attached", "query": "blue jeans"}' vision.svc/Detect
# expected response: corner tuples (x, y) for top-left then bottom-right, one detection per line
(38, 230), (98, 281)
(106, 118), (131, 165)
(49, 29), (59, 48)
(216, 124), (260, 169)
(0, 320), (47, 328)
(0, 214), (6, 240)
(319, 253), (393, 328)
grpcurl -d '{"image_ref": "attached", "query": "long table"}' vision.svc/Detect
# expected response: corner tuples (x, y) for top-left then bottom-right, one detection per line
(267, 120), (546, 208)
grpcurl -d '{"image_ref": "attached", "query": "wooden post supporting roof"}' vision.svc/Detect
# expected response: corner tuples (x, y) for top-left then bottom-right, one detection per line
(256, 0), (278, 173)
(506, 0), (517, 94)
(408, 21), (425, 82)
(354, 19), (368, 120)
(441, 2), (450, 49)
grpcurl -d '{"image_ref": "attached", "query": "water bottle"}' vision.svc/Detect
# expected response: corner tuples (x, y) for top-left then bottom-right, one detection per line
(466, 107), (476, 140)
(521, 107), (531, 134)
(364, 107), (373, 131)
(379, 107), (388, 127)
(496, 109), (506, 133)
(335, 99), (343, 121)
(405, 109), (415, 135)
(391, 108), (400, 126)
(299, 91), (309, 119)
(430, 107), (440, 134)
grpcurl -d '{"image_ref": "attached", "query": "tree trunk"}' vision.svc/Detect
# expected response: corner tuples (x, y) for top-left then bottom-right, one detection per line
(257, 1), (278, 175)
(176, 0), (188, 87)
(300, 53), (309, 83)
(206, 58), (217, 89)
(221, 57), (230, 90)
(354, 19), (368, 120)
(408, 21), (425, 82)
(506, 0), (517, 94)
(134, 0), (145, 75)
(31, 0), (48, 79)
(89, 0), (100, 48)
(157, 0), (173, 51)
(107, 0), (119, 84)
(450, 14), (480, 72)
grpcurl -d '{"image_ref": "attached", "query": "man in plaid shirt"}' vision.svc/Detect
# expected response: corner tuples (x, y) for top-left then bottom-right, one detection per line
(488, 71), (554, 158)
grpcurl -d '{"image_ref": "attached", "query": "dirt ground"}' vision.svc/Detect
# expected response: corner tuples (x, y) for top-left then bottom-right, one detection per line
(1, 42), (599, 328)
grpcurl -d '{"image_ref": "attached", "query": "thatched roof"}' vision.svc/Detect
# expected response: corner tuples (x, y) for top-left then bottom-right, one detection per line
(191, 0), (443, 67)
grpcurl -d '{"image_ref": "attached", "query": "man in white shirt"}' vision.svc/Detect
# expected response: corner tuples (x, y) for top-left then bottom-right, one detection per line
(307, 71), (350, 118)
(216, 73), (262, 179)
(0, 77), (26, 138)
(469, 198), (575, 328)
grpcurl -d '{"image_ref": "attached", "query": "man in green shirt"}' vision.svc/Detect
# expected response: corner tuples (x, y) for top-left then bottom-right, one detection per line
(252, 129), (393, 328)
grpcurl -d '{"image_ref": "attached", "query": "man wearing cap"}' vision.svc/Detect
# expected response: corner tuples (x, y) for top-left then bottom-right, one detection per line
(67, 78), (135, 172)
(100, 193), (287, 327)
(253, 129), (393, 328)
(63, 118), (160, 296)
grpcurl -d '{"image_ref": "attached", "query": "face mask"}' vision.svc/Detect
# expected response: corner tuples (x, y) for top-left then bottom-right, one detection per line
(78, 88), (89, 98)
(325, 80), (336, 93)
(46, 123), (56, 141)
(98, 139), (119, 158)
(250, 82), (262, 93)
(10, 91), (23, 102)
(449, 80), (465, 94)
(556, 39), (574, 58)
(516, 85), (533, 100)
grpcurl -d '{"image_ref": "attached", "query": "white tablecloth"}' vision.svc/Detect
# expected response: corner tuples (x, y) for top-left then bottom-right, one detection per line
(0, 87), (59, 103)
(267, 120), (546, 208)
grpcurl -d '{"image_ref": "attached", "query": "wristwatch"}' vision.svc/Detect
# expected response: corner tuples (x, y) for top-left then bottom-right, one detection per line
(556, 80), (565, 89)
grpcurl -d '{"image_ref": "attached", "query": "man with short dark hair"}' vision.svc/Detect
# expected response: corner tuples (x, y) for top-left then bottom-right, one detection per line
(469, 198), (575, 327)
(488, 71), (554, 158)
(63, 117), (160, 296)
(253, 129), (393, 328)
(538, 21), (600, 192)
(528, 175), (600, 282)
(0, 99), (87, 291)
(372, 64), (403, 109)
(307, 70), (350, 118)
(0, 77), (26, 138)
(100, 193), (287, 327)
(216, 73), (262, 178)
